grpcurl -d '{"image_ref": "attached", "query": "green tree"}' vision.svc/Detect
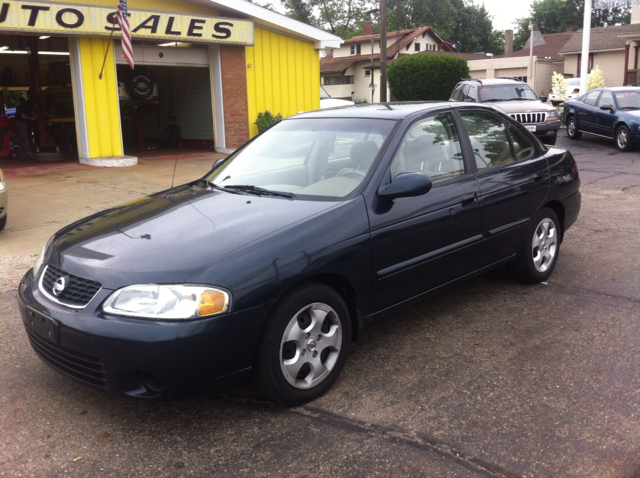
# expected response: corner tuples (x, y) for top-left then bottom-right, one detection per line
(386, 0), (504, 55)
(282, 0), (375, 39)
(513, 0), (631, 51)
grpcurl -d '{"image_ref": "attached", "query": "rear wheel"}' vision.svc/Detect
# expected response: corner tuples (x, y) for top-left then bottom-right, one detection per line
(541, 132), (557, 145)
(254, 281), (351, 405)
(615, 125), (634, 152)
(509, 207), (560, 283)
(0, 214), (6, 231)
(566, 116), (582, 140)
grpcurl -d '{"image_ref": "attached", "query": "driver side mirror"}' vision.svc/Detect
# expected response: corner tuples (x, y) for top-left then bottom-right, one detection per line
(378, 172), (432, 200)
(539, 96), (548, 103)
(600, 104), (615, 112)
(212, 158), (226, 170)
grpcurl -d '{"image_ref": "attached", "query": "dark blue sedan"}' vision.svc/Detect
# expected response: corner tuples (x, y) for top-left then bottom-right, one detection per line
(18, 102), (581, 405)
(564, 87), (640, 151)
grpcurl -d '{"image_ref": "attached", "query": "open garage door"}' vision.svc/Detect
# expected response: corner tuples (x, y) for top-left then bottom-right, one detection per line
(114, 40), (214, 155)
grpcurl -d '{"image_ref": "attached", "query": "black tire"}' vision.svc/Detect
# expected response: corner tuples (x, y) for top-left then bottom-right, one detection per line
(541, 132), (557, 146)
(566, 116), (582, 140)
(0, 214), (6, 231)
(508, 207), (560, 284)
(254, 281), (351, 405)
(615, 124), (634, 152)
(551, 101), (560, 106)
(161, 124), (181, 148)
(127, 70), (154, 100)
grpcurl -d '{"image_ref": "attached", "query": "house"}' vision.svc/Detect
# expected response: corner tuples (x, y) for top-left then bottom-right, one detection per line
(559, 6), (640, 87)
(320, 23), (455, 103)
(466, 27), (574, 97)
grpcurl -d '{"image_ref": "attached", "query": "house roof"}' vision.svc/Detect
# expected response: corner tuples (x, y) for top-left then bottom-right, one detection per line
(497, 31), (574, 60)
(343, 26), (455, 52)
(560, 24), (640, 54)
(185, 0), (343, 49)
(416, 50), (490, 61)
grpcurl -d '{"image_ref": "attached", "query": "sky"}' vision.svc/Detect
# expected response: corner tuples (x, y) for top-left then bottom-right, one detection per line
(481, 0), (535, 32)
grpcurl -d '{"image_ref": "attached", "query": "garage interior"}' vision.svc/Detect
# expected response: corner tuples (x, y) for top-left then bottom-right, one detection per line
(0, 35), (217, 164)
(0, 33), (76, 162)
(115, 40), (215, 157)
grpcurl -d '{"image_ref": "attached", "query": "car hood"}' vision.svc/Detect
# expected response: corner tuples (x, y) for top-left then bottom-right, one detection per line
(488, 100), (555, 113)
(51, 184), (339, 289)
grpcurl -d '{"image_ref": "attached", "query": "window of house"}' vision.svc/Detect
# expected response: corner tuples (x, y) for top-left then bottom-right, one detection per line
(414, 43), (420, 51)
(350, 44), (361, 55)
(324, 76), (355, 85)
(364, 69), (371, 77)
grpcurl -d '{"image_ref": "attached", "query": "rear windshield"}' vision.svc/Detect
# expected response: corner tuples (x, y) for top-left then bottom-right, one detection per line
(478, 84), (538, 102)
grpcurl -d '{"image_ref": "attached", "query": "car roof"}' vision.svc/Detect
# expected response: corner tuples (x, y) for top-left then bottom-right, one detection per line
(294, 101), (489, 120)
(458, 78), (528, 86)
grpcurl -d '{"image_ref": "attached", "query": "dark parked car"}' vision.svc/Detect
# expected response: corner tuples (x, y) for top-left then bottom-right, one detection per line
(18, 102), (581, 405)
(564, 87), (640, 151)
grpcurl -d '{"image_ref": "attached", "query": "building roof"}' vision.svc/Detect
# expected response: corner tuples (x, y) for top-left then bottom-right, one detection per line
(497, 31), (574, 61)
(560, 24), (640, 54)
(343, 26), (455, 52)
(186, 0), (343, 49)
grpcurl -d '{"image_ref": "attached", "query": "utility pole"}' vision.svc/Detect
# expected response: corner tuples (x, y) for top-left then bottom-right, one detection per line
(580, 0), (592, 94)
(379, 0), (387, 102)
(528, 23), (534, 90)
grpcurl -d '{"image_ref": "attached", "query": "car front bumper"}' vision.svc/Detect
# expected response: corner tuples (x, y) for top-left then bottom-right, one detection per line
(528, 120), (561, 139)
(18, 268), (272, 398)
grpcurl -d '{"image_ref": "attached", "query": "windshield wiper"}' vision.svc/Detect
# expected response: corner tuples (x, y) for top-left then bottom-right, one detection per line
(203, 180), (243, 194)
(224, 185), (295, 199)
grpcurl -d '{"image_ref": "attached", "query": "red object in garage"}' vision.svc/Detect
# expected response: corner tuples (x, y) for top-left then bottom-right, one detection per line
(0, 116), (13, 157)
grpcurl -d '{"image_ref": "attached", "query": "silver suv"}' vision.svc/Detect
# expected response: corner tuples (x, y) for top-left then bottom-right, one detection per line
(450, 78), (560, 145)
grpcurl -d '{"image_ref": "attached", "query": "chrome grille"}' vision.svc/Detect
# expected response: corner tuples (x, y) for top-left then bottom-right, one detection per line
(509, 112), (547, 124)
(25, 328), (107, 388)
(40, 264), (101, 308)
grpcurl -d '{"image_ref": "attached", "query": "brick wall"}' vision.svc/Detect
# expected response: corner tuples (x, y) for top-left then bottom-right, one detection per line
(219, 45), (249, 148)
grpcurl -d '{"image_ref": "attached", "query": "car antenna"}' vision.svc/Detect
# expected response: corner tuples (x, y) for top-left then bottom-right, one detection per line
(170, 48), (195, 189)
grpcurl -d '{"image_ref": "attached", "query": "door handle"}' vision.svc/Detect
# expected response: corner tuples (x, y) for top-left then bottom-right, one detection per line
(460, 193), (478, 207)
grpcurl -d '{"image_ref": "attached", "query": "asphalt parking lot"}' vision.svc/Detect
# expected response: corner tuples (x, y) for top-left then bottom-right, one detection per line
(1, 134), (639, 477)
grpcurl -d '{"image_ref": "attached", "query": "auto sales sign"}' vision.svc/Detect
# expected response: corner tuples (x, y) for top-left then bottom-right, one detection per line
(0, 2), (254, 45)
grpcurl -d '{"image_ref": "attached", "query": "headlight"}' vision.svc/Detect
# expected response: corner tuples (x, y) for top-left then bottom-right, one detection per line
(547, 111), (559, 120)
(102, 284), (230, 319)
(33, 237), (53, 279)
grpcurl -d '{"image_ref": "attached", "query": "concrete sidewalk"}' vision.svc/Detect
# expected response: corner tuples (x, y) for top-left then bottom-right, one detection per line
(0, 151), (225, 260)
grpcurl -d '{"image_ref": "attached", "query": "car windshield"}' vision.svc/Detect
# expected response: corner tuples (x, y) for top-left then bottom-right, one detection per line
(205, 117), (395, 200)
(479, 84), (538, 102)
(614, 90), (640, 110)
(320, 86), (330, 99)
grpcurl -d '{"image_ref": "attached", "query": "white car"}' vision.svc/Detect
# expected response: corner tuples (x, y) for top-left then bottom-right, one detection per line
(320, 86), (354, 109)
(549, 78), (582, 106)
(0, 167), (7, 231)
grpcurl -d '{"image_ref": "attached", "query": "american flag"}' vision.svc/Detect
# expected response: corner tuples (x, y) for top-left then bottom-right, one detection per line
(115, 0), (134, 69)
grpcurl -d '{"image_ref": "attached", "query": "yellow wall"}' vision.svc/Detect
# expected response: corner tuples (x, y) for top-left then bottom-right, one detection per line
(77, 37), (122, 157)
(246, 27), (320, 137)
(49, 0), (216, 15)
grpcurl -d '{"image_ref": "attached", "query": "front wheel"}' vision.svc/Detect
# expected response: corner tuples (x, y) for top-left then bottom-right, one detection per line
(541, 132), (557, 145)
(509, 208), (560, 283)
(566, 116), (582, 140)
(615, 125), (634, 152)
(0, 214), (5, 231)
(254, 282), (351, 405)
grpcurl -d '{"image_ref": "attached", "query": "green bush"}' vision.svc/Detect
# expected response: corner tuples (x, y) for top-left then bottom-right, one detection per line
(387, 54), (470, 101)
(255, 110), (283, 133)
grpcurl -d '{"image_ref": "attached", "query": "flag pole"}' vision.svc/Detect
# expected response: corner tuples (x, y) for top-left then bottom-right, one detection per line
(99, 17), (117, 80)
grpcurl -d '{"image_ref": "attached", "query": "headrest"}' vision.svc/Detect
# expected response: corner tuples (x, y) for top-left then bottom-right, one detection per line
(350, 140), (379, 169)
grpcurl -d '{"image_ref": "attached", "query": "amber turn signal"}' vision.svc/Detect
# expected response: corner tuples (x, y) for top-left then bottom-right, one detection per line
(198, 289), (228, 316)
